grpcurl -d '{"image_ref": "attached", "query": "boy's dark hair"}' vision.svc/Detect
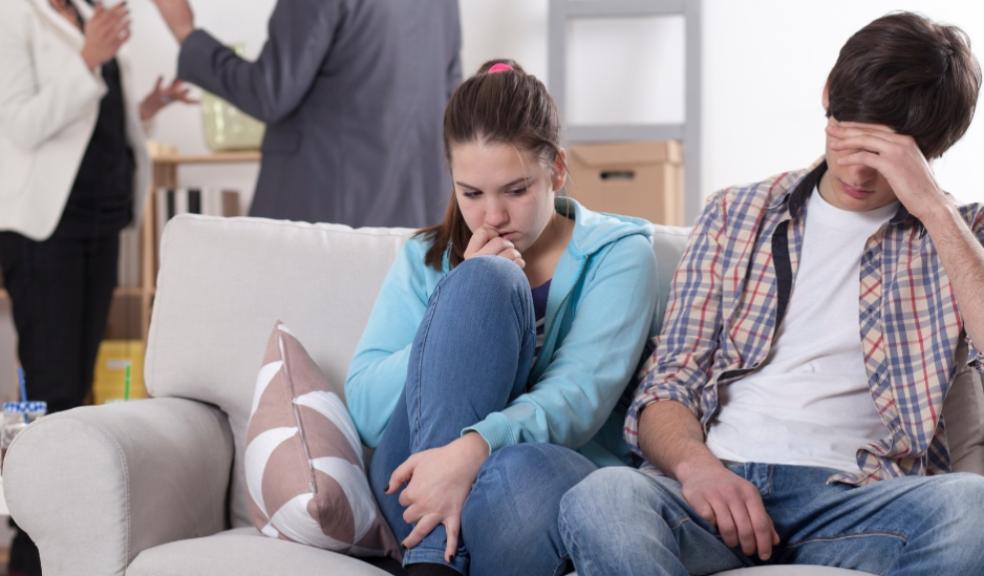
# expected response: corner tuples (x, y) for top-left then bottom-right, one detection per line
(827, 11), (981, 159)
(417, 59), (563, 271)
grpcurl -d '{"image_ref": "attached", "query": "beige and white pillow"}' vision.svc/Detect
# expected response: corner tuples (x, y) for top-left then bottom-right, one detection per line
(245, 321), (399, 560)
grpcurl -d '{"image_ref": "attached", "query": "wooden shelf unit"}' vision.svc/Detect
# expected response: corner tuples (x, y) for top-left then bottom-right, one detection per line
(138, 149), (261, 339)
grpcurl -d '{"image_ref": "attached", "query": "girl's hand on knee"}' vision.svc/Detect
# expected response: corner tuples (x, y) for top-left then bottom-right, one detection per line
(386, 433), (490, 560)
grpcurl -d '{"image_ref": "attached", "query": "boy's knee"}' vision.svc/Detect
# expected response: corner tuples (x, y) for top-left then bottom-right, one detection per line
(916, 474), (984, 572)
(934, 473), (984, 530)
(560, 467), (649, 524)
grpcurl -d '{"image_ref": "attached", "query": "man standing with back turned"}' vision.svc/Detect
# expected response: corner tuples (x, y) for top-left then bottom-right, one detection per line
(560, 12), (984, 576)
(152, 0), (461, 227)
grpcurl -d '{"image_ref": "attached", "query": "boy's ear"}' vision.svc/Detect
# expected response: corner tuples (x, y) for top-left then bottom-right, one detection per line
(822, 81), (830, 113)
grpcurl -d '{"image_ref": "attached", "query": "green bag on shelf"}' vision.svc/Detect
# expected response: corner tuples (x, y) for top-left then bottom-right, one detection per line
(200, 44), (265, 151)
(201, 91), (266, 152)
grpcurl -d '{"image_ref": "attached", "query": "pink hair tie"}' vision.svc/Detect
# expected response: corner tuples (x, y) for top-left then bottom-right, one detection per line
(488, 63), (514, 74)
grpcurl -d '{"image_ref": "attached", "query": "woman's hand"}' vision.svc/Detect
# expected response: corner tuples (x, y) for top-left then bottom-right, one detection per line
(464, 226), (525, 269)
(139, 76), (196, 121)
(386, 433), (489, 561)
(80, 2), (130, 70)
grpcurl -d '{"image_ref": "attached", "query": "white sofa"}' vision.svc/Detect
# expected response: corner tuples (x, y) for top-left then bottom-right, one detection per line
(4, 215), (983, 576)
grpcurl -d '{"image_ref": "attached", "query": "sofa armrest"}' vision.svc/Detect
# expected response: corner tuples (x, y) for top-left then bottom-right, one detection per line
(945, 348), (984, 475)
(3, 397), (234, 576)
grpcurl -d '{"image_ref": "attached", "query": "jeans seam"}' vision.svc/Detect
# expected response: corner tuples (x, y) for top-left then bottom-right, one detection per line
(410, 283), (443, 447)
(668, 514), (696, 532)
(511, 274), (536, 377)
(559, 511), (596, 576)
(786, 530), (909, 549)
(403, 547), (464, 573)
(765, 463), (774, 496)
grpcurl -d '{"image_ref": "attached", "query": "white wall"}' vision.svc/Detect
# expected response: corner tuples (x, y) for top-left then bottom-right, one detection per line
(703, 0), (984, 204)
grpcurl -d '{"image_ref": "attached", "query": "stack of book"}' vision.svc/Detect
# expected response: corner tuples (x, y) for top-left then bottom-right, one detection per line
(155, 187), (241, 252)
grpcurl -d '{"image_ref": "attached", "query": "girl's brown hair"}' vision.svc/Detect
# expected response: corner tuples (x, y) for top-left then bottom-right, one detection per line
(416, 59), (563, 271)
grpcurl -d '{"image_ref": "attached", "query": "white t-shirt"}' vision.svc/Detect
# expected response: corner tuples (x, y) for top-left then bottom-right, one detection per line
(705, 188), (898, 473)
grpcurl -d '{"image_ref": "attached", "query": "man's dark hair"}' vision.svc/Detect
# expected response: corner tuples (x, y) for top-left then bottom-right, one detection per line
(827, 12), (982, 158)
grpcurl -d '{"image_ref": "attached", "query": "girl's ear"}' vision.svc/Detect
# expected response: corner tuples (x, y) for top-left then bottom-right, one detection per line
(551, 149), (569, 192)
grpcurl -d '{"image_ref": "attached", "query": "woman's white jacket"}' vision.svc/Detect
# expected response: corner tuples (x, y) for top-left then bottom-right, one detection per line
(0, 0), (150, 240)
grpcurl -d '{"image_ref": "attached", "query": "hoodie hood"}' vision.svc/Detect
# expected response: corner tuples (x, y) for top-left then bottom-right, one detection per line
(558, 196), (654, 257)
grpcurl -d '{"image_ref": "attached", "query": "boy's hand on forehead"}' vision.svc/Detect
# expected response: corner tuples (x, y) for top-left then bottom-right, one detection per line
(827, 120), (951, 219)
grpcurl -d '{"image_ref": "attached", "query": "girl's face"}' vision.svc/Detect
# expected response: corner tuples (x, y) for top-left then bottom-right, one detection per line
(449, 139), (566, 253)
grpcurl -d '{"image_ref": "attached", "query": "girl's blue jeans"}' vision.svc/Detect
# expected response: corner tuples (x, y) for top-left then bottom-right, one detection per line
(369, 257), (595, 576)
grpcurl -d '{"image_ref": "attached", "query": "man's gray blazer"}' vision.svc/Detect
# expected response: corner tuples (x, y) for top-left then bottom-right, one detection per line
(178, 0), (461, 227)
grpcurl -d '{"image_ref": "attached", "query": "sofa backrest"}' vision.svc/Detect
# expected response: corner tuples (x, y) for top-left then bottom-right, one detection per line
(146, 216), (413, 527)
(145, 214), (983, 529)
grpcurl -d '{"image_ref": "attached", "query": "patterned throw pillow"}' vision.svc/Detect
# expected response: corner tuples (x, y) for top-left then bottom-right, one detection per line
(245, 322), (399, 560)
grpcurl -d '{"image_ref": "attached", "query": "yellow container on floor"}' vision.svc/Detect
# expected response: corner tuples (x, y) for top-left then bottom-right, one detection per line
(92, 340), (146, 404)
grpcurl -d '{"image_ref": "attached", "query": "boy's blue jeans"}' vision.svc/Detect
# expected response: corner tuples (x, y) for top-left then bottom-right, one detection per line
(560, 462), (984, 575)
(369, 257), (595, 575)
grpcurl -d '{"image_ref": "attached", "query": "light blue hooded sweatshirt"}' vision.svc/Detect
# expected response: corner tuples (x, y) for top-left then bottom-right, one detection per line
(345, 197), (663, 466)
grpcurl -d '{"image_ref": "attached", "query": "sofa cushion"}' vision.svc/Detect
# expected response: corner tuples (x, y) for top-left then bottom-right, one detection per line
(246, 322), (399, 559)
(147, 216), (414, 527)
(127, 530), (873, 576)
(126, 528), (397, 576)
(944, 341), (984, 474)
(717, 567), (874, 575)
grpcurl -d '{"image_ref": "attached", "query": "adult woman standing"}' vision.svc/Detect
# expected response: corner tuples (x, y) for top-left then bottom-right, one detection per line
(0, 1), (190, 574)
(346, 60), (661, 575)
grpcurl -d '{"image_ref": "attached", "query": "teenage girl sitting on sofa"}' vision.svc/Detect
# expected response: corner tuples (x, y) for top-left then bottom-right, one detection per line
(345, 59), (660, 576)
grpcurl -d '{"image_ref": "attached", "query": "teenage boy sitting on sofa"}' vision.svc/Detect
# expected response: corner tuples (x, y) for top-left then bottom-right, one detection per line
(559, 11), (984, 576)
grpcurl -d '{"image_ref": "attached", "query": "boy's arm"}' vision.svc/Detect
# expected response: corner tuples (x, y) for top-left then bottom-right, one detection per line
(625, 191), (729, 449)
(922, 203), (984, 364)
(638, 400), (780, 561)
(626, 189), (779, 561)
(829, 121), (984, 364)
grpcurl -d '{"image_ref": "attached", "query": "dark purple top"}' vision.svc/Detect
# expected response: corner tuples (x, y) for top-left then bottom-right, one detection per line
(531, 279), (551, 364)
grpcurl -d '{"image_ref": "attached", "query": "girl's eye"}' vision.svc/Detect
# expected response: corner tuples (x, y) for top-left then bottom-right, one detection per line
(508, 187), (529, 196)
(462, 190), (481, 199)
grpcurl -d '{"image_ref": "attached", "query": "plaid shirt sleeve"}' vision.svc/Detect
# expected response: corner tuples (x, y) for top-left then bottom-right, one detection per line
(624, 191), (729, 453)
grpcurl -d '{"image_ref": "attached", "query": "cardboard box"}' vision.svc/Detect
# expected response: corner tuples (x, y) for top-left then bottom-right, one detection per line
(566, 140), (683, 225)
(92, 340), (146, 404)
